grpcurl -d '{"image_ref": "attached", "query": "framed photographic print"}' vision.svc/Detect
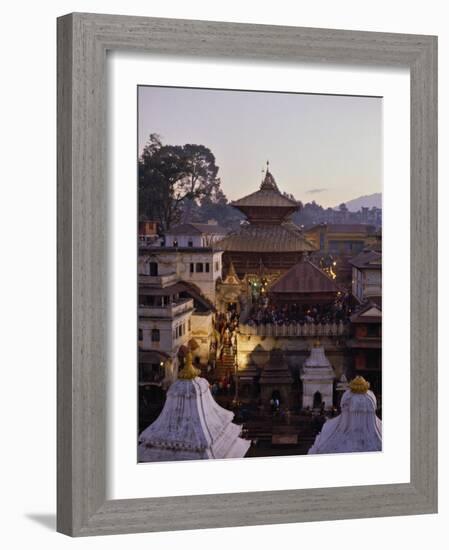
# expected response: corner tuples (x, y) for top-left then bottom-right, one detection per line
(57, 13), (437, 536)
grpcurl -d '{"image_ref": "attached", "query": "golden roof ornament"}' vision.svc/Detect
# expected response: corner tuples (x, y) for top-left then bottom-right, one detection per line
(313, 339), (321, 348)
(223, 262), (241, 285)
(260, 160), (279, 191)
(349, 376), (370, 394)
(178, 351), (200, 380)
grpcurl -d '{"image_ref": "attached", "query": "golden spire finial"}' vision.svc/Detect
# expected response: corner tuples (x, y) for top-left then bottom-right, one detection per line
(178, 351), (200, 380)
(349, 376), (370, 394)
(224, 262), (241, 285)
(313, 339), (321, 348)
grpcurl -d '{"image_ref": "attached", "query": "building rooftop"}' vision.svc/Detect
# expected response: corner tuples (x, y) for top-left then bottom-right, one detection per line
(269, 259), (338, 294)
(350, 301), (382, 324)
(139, 246), (222, 253)
(166, 222), (228, 235)
(216, 223), (316, 253)
(349, 249), (382, 269)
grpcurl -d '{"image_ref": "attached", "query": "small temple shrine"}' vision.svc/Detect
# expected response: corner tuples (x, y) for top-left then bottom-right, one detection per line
(259, 348), (294, 410)
(138, 353), (250, 462)
(308, 376), (382, 454)
(300, 342), (336, 410)
(217, 165), (316, 281)
(216, 262), (244, 314)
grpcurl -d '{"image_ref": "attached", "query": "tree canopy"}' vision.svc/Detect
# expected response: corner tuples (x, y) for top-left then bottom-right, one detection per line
(139, 134), (221, 231)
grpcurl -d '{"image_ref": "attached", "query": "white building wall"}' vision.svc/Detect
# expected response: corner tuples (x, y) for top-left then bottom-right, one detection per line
(163, 232), (225, 248)
(139, 310), (192, 355)
(179, 251), (223, 303)
(164, 234), (202, 247)
(140, 250), (223, 303)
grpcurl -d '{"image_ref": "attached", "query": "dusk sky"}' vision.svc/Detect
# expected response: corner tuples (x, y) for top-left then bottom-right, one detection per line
(138, 86), (382, 208)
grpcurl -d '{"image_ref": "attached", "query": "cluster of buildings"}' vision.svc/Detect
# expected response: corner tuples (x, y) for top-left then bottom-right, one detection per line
(138, 167), (382, 452)
(296, 202), (382, 229)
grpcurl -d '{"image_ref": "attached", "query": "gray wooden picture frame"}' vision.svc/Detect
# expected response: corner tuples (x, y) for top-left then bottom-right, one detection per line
(57, 12), (438, 537)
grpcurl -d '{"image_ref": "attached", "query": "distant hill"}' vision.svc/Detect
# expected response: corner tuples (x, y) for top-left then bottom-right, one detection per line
(336, 193), (382, 212)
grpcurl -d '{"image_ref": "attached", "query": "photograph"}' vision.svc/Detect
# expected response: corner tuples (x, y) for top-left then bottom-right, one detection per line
(137, 85), (383, 462)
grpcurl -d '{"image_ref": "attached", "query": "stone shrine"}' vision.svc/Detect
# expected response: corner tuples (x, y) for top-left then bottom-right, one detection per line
(300, 342), (335, 410)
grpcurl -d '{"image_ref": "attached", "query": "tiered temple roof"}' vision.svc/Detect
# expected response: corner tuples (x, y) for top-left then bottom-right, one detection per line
(232, 170), (299, 214)
(217, 168), (316, 256)
(218, 223), (316, 253)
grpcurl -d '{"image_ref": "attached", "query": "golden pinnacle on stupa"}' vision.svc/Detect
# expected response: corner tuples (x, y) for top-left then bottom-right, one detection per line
(349, 376), (370, 394)
(177, 351), (201, 380)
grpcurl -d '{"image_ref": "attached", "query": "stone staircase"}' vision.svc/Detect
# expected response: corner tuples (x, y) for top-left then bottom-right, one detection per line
(214, 344), (235, 380)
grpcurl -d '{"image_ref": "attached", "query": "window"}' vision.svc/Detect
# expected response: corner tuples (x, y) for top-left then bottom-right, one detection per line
(173, 239), (178, 247)
(138, 329), (143, 341)
(205, 263), (210, 273)
(188, 320), (191, 331)
(196, 263), (203, 273)
(215, 261), (219, 271)
(188, 239), (193, 247)
(367, 324), (380, 338)
(149, 262), (158, 276)
(190, 263), (194, 273)
(151, 328), (160, 342)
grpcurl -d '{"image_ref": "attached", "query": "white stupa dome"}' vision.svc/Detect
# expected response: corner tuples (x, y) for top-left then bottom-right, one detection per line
(138, 353), (250, 462)
(308, 376), (382, 454)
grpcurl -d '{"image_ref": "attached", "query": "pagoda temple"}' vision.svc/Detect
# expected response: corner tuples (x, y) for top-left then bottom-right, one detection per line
(138, 353), (250, 462)
(217, 166), (316, 280)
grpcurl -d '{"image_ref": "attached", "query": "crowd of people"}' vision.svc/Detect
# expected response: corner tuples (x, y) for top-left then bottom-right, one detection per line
(207, 309), (240, 371)
(246, 294), (353, 326)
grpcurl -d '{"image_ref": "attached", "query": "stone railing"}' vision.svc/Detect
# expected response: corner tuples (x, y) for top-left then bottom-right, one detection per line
(239, 321), (348, 338)
(139, 298), (194, 319)
(138, 273), (179, 287)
